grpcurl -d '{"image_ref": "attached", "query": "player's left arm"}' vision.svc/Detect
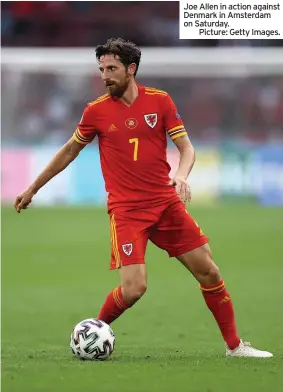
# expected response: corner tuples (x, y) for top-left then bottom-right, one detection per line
(170, 133), (194, 203)
(163, 94), (194, 202)
(172, 133), (195, 180)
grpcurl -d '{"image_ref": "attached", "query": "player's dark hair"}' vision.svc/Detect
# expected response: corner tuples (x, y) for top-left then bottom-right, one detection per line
(95, 38), (141, 77)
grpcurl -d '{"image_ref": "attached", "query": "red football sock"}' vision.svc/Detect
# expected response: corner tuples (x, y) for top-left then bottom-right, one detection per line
(97, 286), (130, 325)
(200, 280), (240, 350)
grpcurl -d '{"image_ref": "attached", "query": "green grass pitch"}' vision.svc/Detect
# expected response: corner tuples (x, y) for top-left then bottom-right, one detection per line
(2, 204), (283, 392)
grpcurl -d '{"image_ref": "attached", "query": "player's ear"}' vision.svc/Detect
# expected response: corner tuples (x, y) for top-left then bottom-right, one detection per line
(128, 63), (136, 76)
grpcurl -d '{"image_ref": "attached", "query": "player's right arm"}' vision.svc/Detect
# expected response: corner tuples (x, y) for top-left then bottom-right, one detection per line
(14, 105), (97, 213)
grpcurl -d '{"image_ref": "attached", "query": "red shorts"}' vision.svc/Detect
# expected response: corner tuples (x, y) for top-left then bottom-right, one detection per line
(109, 200), (209, 269)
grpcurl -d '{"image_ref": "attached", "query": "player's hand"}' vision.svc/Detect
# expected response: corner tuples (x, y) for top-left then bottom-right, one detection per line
(14, 188), (35, 213)
(168, 176), (191, 203)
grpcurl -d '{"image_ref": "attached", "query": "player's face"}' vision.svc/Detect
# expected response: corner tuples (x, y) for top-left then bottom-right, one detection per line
(99, 54), (133, 97)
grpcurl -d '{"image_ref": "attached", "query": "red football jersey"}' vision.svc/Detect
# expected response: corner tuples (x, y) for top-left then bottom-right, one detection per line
(73, 85), (187, 212)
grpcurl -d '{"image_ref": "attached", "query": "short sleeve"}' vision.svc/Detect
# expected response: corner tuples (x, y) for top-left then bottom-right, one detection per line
(73, 105), (97, 145)
(163, 94), (187, 141)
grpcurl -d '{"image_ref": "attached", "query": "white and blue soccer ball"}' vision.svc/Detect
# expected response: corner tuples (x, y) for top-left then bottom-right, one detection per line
(70, 318), (115, 361)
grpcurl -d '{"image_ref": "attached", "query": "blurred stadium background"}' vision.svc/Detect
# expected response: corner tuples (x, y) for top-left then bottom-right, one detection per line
(2, 1), (283, 206)
(1, 2), (283, 392)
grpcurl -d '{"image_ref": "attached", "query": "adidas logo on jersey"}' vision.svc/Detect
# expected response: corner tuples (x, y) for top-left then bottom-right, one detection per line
(108, 124), (118, 132)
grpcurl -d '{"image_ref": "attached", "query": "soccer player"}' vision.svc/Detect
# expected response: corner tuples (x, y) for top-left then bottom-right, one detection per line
(14, 38), (272, 358)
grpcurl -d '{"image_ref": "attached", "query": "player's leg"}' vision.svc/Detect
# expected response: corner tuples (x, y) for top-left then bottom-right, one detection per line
(97, 211), (152, 325)
(150, 201), (272, 357)
(176, 243), (272, 357)
(119, 264), (147, 304)
(97, 264), (147, 325)
(176, 242), (241, 351)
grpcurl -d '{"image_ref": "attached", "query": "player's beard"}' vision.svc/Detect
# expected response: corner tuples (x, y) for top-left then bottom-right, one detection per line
(106, 76), (130, 98)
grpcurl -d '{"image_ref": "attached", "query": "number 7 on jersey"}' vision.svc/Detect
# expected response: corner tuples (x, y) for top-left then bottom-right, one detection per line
(129, 138), (139, 161)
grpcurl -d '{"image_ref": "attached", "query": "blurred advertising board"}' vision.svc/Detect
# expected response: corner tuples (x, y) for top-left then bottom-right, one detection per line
(219, 144), (259, 197)
(219, 144), (283, 206)
(254, 145), (283, 206)
(167, 148), (221, 204)
(68, 148), (107, 205)
(1, 148), (31, 203)
(1, 145), (283, 206)
(29, 147), (72, 205)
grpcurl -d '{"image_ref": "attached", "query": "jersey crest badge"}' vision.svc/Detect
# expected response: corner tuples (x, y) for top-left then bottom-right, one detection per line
(144, 113), (158, 128)
(122, 243), (133, 256)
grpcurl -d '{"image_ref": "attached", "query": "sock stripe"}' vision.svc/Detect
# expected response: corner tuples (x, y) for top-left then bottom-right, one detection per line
(200, 281), (225, 292)
(112, 288), (122, 308)
(113, 287), (126, 309)
(117, 287), (128, 309)
(97, 286), (128, 325)
(212, 286), (226, 294)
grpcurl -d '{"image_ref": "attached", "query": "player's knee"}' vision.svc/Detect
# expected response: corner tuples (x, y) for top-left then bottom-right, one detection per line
(122, 281), (147, 305)
(197, 246), (221, 285)
(206, 263), (221, 284)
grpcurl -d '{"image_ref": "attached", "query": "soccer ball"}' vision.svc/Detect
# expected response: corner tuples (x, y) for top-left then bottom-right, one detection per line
(70, 318), (115, 360)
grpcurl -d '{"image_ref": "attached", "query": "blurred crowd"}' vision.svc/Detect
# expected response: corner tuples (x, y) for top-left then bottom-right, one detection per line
(2, 1), (283, 48)
(2, 1), (282, 146)
(2, 70), (283, 145)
